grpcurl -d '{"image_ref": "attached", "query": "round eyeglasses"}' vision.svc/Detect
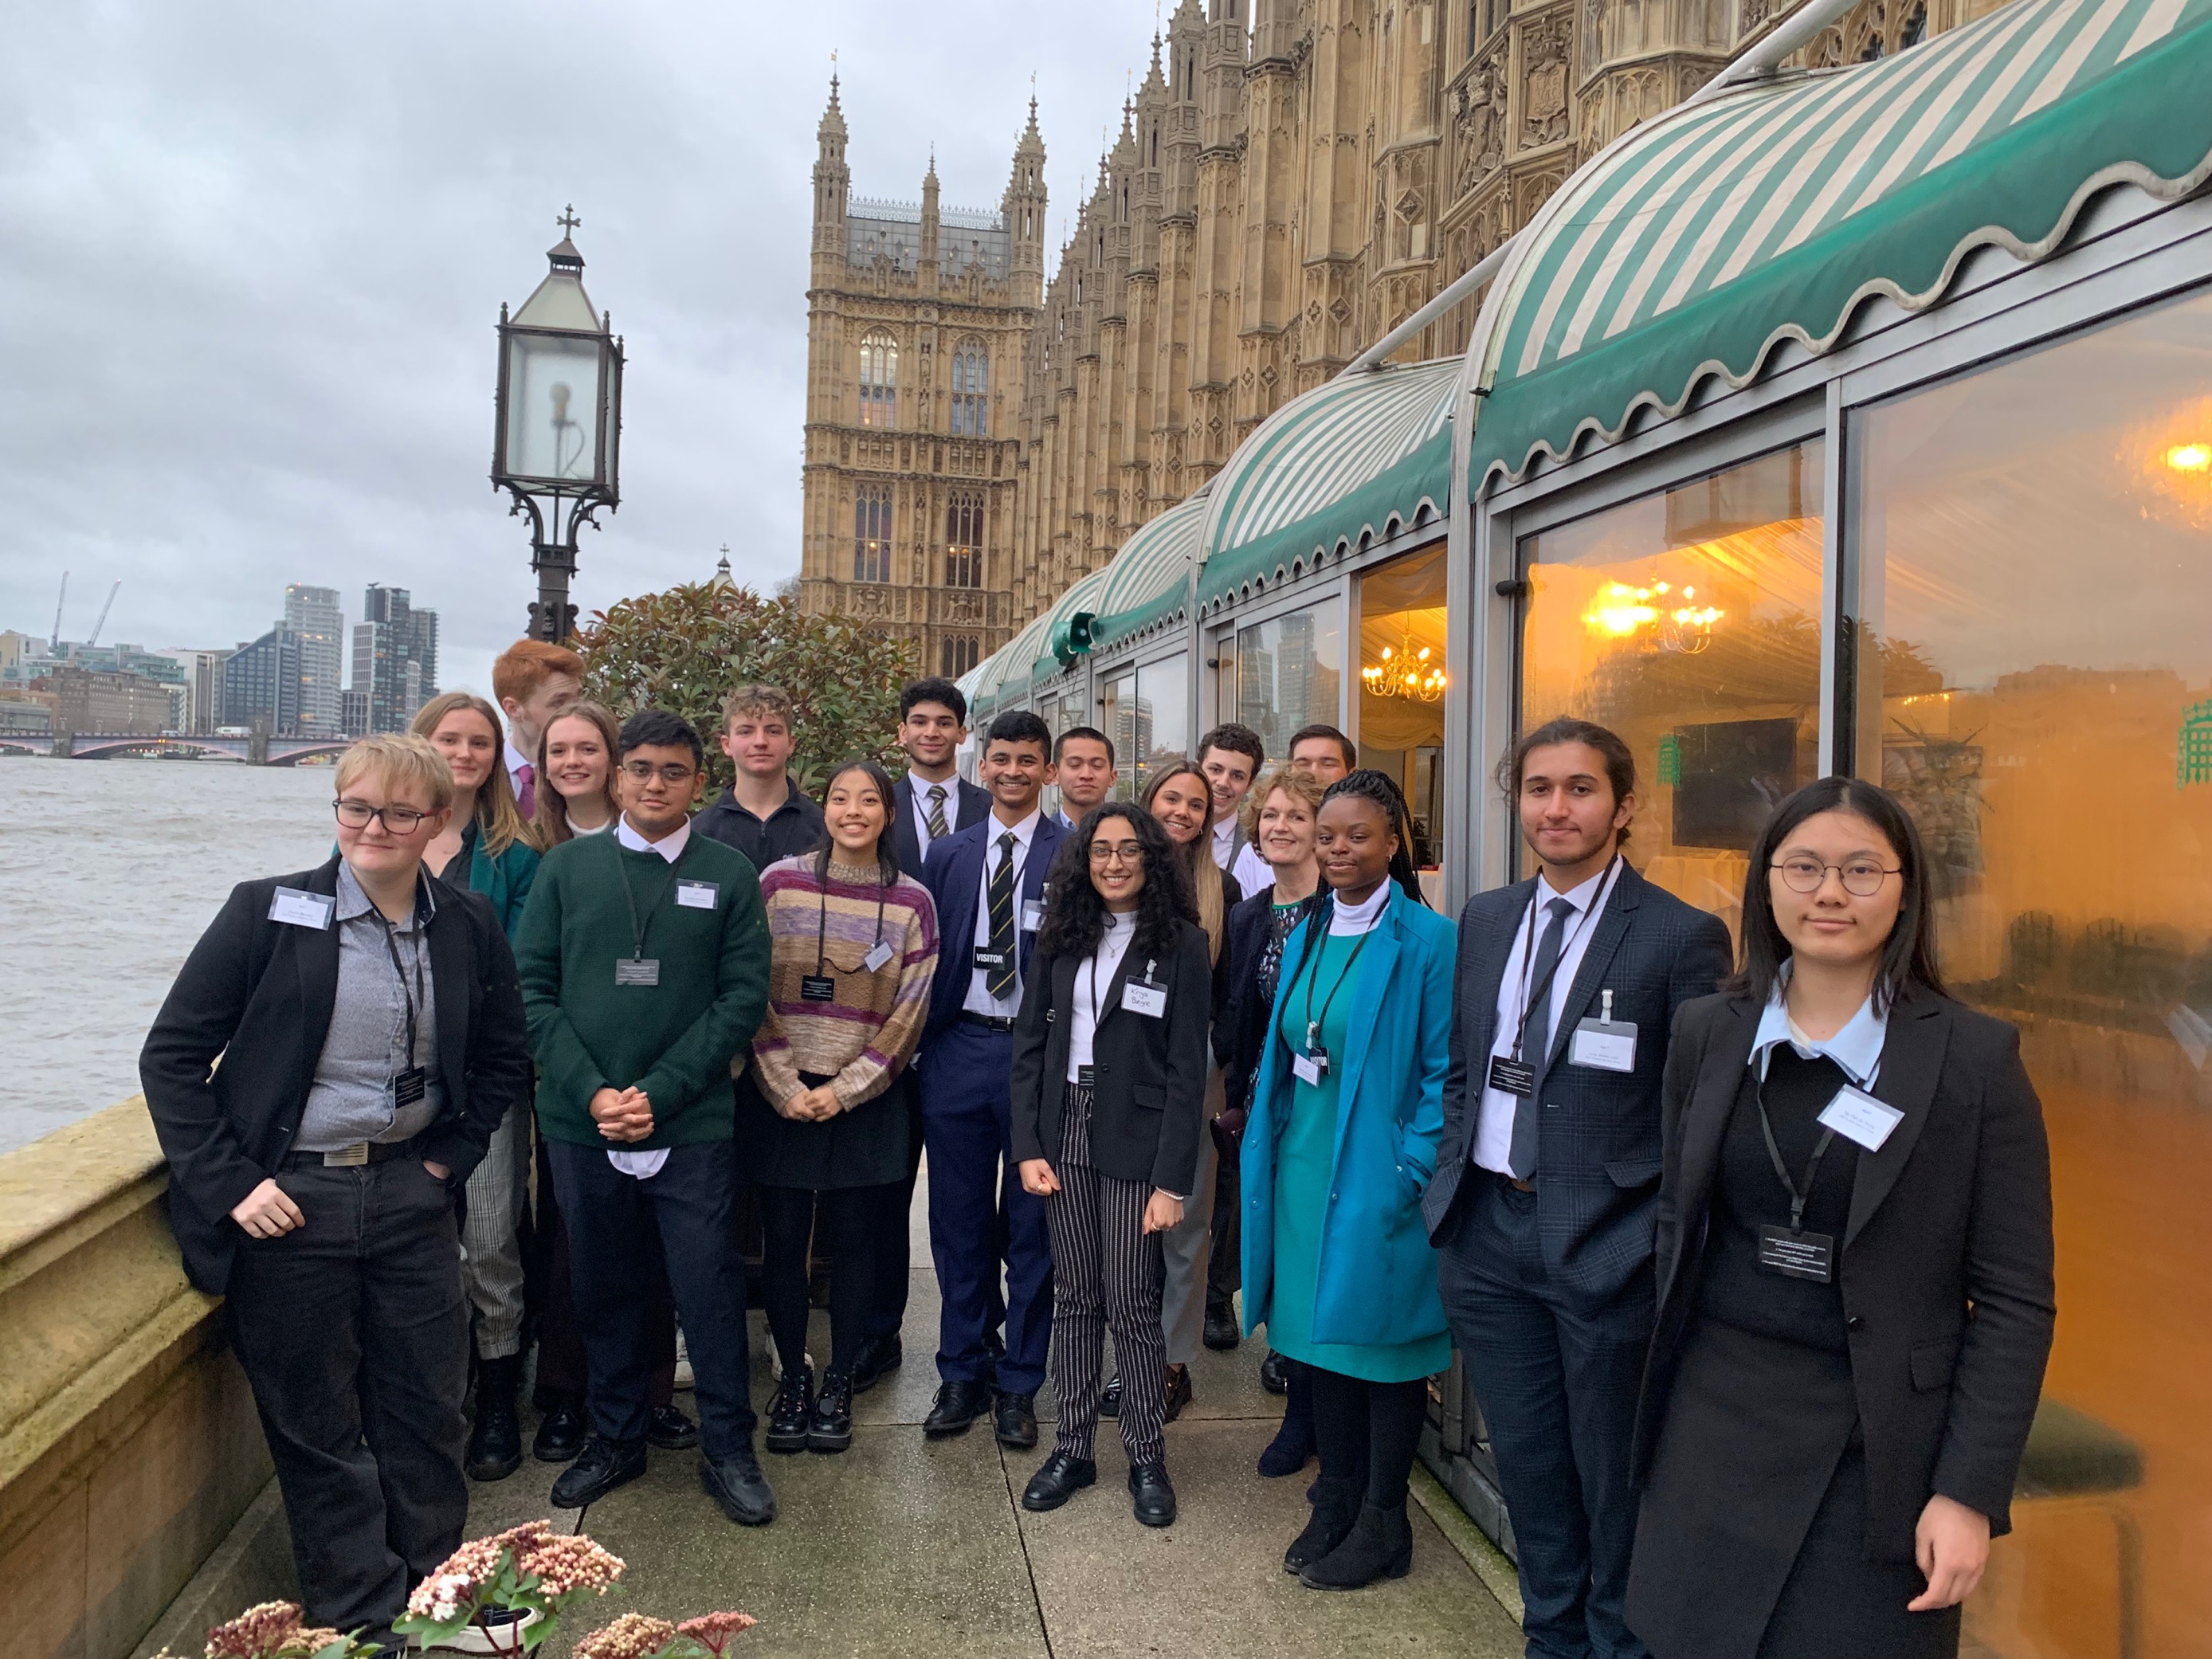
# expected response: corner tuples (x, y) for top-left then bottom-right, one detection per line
(1771, 857), (1900, 897)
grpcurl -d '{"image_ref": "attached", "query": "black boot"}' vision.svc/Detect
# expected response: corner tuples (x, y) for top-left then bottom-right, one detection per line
(1257, 1362), (1316, 1477)
(465, 1355), (523, 1481)
(1282, 1476), (1361, 1574)
(1298, 1498), (1414, 1590)
(765, 1366), (814, 1454)
(532, 1398), (586, 1464)
(808, 1371), (854, 1453)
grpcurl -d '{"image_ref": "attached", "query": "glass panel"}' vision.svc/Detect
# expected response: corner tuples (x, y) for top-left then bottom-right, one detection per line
(1853, 288), (2212, 1659)
(1099, 670), (1139, 799)
(1359, 544), (1449, 897)
(505, 333), (602, 484)
(1137, 653), (1190, 795)
(1520, 440), (1826, 941)
(1235, 600), (1345, 761)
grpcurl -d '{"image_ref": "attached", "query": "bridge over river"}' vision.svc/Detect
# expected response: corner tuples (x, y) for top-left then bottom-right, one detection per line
(0, 731), (353, 763)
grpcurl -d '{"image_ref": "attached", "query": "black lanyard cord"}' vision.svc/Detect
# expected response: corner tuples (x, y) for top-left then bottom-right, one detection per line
(611, 836), (679, 961)
(1508, 857), (1620, 1062)
(815, 857), (892, 975)
(1282, 906), (1372, 1055)
(372, 911), (427, 1073)
(1754, 1077), (1839, 1237)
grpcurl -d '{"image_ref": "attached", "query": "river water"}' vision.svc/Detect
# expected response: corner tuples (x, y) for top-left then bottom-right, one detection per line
(0, 757), (340, 1155)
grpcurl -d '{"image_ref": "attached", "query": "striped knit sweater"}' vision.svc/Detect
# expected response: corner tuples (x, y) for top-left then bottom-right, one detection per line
(750, 854), (939, 1113)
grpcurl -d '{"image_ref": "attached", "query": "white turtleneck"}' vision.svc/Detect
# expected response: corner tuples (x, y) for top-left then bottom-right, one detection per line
(1328, 882), (1393, 936)
(1067, 909), (1139, 1081)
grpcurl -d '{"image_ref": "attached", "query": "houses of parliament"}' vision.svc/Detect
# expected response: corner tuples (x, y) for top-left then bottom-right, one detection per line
(797, 0), (1996, 677)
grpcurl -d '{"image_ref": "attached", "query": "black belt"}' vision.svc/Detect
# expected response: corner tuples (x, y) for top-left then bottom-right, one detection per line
(959, 1012), (1015, 1033)
(280, 1133), (424, 1171)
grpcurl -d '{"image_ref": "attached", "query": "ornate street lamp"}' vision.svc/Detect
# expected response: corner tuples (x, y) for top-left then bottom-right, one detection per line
(492, 207), (624, 642)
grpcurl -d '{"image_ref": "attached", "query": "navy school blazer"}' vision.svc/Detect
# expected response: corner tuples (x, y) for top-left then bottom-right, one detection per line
(892, 773), (993, 878)
(920, 812), (1069, 1040)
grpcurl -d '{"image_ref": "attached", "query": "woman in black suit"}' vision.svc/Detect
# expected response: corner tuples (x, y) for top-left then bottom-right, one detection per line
(1626, 777), (2056, 1659)
(1010, 802), (1213, 1528)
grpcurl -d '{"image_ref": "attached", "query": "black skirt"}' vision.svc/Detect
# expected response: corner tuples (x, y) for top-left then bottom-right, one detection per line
(1627, 1318), (1961, 1659)
(733, 1066), (911, 1191)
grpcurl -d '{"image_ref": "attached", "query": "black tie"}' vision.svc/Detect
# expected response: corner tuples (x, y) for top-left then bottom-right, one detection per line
(986, 831), (1018, 999)
(1509, 896), (1577, 1180)
(925, 783), (949, 842)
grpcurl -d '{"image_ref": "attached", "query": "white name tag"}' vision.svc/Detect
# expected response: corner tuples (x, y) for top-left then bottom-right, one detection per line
(1022, 900), (1045, 931)
(1570, 1019), (1637, 1073)
(269, 887), (335, 929)
(1122, 981), (1167, 1018)
(1818, 1084), (1906, 1151)
(864, 940), (895, 973)
(675, 880), (719, 910)
(1291, 1051), (1327, 1087)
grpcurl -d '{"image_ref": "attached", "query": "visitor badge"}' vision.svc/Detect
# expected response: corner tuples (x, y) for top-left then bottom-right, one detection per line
(1022, 900), (1045, 931)
(1488, 1053), (1537, 1098)
(1817, 1084), (1905, 1151)
(269, 887), (335, 930)
(973, 947), (1010, 971)
(800, 975), (837, 1002)
(1758, 1224), (1834, 1283)
(675, 880), (719, 910)
(864, 940), (895, 972)
(1292, 1049), (1328, 1087)
(389, 1066), (428, 1109)
(1570, 1020), (1637, 1073)
(615, 958), (661, 987)
(1122, 980), (1167, 1018)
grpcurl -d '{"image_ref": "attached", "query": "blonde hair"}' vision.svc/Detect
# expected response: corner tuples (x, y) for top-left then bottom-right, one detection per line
(1240, 763), (1328, 839)
(1142, 760), (1226, 963)
(334, 733), (454, 814)
(721, 683), (795, 731)
(534, 701), (625, 847)
(411, 692), (531, 856)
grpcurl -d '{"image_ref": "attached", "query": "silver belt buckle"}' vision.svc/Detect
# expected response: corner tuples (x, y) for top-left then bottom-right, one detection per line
(323, 1142), (371, 1167)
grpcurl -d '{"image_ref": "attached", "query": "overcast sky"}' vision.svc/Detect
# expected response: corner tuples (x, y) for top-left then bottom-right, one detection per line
(0, 0), (1159, 697)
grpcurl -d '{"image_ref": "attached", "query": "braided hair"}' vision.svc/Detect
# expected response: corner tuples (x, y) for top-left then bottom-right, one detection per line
(1320, 768), (1430, 908)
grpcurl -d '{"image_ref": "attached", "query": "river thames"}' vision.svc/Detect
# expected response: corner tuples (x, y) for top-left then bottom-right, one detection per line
(0, 757), (339, 1154)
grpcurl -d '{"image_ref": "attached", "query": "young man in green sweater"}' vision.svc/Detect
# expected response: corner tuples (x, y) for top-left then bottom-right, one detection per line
(516, 708), (776, 1524)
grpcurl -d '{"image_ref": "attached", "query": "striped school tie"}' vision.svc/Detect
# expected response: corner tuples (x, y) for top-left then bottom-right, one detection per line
(986, 831), (1018, 999)
(925, 782), (949, 841)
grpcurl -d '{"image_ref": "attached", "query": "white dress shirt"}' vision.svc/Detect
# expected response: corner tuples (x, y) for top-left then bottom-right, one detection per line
(1066, 910), (1137, 1081)
(1211, 816), (1240, 870)
(964, 809), (1042, 1018)
(616, 814), (691, 864)
(1230, 841), (1270, 900)
(1473, 861), (1620, 1174)
(909, 773), (960, 861)
(1328, 880), (1393, 935)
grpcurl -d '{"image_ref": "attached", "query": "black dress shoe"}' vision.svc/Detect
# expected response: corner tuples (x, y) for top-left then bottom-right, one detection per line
(764, 1366), (813, 1454)
(549, 1436), (647, 1509)
(532, 1400), (586, 1465)
(1284, 1476), (1361, 1573)
(1021, 1451), (1096, 1512)
(1099, 1373), (1122, 1418)
(1162, 1363), (1194, 1424)
(465, 1355), (523, 1482)
(700, 1446), (776, 1526)
(923, 1379), (993, 1439)
(1299, 1498), (1413, 1590)
(994, 1390), (1039, 1449)
(1260, 1349), (1290, 1394)
(808, 1371), (853, 1453)
(1128, 1460), (1178, 1528)
(850, 1333), (903, 1394)
(1203, 1301), (1241, 1351)
(647, 1403), (698, 1450)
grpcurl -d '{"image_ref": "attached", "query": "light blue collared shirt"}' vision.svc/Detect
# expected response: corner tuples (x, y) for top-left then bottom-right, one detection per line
(1751, 971), (1888, 1089)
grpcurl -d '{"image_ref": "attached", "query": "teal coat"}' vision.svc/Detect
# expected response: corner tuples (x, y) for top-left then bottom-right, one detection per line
(1240, 884), (1456, 1349)
(458, 822), (539, 941)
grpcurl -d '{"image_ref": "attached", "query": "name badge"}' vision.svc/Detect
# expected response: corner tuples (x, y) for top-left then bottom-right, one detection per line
(675, 880), (719, 910)
(615, 958), (661, 987)
(1817, 1085), (1904, 1151)
(800, 974), (837, 1002)
(863, 940), (895, 973)
(1292, 1049), (1328, 1087)
(1077, 1064), (1096, 1087)
(1758, 1224), (1834, 1283)
(390, 1066), (428, 1108)
(973, 948), (1011, 971)
(1570, 1018), (1637, 1073)
(1022, 900), (1045, 931)
(1488, 1053), (1537, 1098)
(269, 887), (335, 930)
(1122, 981), (1167, 1018)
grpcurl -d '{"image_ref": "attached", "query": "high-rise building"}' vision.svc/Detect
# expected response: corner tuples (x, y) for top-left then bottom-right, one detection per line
(409, 607), (439, 702)
(340, 688), (368, 737)
(151, 648), (236, 735)
(283, 584), (346, 734)
(351, 583), (436, 733)
(222, 629), (304, 733)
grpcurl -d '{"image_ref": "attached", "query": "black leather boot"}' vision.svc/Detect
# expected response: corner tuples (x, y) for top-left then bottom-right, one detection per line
(1282, 1476), (1361, 1574)
(765, 1366), (814, 1454)
(1298, 1497), (1414, 1590)
(465, 1355), (523, 1481)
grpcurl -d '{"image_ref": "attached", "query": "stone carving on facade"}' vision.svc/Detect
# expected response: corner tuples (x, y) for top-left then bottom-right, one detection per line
(1523, 12), (1575, 147)
(1453, 56), (1505, 199)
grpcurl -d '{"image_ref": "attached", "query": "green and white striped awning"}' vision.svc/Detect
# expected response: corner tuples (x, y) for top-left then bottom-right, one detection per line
(965, 607), (1056, 716)
(1200, 357), (1457, 612)
(1469, 0), (2212, 484)
(1033, 561), (1116, 677)
(1084, 489), (1210, 652)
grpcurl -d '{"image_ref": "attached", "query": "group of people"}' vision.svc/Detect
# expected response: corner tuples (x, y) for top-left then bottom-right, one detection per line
(139, 633), (2057, 1659)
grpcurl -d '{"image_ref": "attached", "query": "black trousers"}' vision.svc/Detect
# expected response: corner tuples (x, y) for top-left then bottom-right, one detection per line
(532, 1131), (678, 1409)
(225, 1157), (469, 1643)
(544, 1139), (756, 1458)
(1206, 1139), (1240, 1308)
(759, 1182), (881, 1380)
(1309, 1366), (1428, 1508)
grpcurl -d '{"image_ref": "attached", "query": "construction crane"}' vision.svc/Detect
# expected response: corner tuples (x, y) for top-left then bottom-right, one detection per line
(50, 571), (67, 651)
(87, 579), (120, 648)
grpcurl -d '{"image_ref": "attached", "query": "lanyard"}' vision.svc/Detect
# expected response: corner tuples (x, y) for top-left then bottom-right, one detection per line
(1508, 857), (1620, 1063)
(1754, 1075), (1838, 1237)
(1084, 934), (1144, 1027)
(371, 908), (427, 1077)
(611, 837), (677, 961)
(1284, 907), (1371, 1056)
(815, 858), (891, 975)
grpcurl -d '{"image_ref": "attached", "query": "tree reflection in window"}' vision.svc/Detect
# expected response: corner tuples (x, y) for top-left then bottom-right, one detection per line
(853, 486), (892, 582)
(859, 331), (896, 428)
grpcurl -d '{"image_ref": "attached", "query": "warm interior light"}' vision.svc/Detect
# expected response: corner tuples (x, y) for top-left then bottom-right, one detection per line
(2167, 442), (2212, 474)
(1583, 577), (1724, 653)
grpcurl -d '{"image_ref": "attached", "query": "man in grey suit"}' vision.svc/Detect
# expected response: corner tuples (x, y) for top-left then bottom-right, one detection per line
(1426, 718), (1731, 1659)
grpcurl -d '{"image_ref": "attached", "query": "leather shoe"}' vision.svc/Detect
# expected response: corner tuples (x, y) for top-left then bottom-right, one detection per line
(700, 1447), (776, 1526)
(1203, 1301), (1241, 1351)
(765, 1366), (814, 1454)
(808, 1371), (853, 1453)
(550, 1436), (646, 1509)
(1162, 1363), (1194, 1424)
(1259, 1349), (1290, 1394)
(850, 1332), (903, 1394)
(465, 1355), (523, 1482)
(531, 1400), (586, 1465)
(1128, 1460), (1178, 1528)
(1299, 1498), (1413, 1590)
(924, 1379), (993, 1439)
(1099, 1374), (1122, 1418)
(994, 1390), (1039, 1450)
(1021, 1452), (1096, 1512)
(647, 1403), (698, 1450)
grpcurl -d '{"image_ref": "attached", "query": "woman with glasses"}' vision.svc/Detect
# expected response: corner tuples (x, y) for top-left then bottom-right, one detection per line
(1010, 802), (1212, 1528)
(743, 760), (939, 1456)
(140, 735), (531, 1650)
(1626, 779), (2055, 1659)
(532, 701), (624, 845)
(410, 690), (546, 1482)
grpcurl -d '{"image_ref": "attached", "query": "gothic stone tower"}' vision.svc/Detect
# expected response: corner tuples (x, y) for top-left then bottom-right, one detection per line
(798, 80), (1047, 680)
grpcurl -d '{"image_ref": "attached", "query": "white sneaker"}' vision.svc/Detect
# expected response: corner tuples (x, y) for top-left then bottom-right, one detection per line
(674, 1327), (695, 1391)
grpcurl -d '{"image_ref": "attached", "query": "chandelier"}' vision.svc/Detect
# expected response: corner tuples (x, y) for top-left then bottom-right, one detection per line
(1583, 578), (1723, 655)
(1362, 638), (1446, 702)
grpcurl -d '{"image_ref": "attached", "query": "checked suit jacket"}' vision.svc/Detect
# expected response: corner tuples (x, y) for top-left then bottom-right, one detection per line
(1422, 860), (1732, 1310)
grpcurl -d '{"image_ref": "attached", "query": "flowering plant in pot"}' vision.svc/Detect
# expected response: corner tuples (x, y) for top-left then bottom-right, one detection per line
(152, 1600), (384, 1658)
(571, 1610), (759, 1658)
(392, 1520), (625, 1653)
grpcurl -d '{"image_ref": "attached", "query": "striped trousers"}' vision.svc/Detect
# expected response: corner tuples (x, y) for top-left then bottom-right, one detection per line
(458, 1101), (528, 1359)
(1046, 1084), (1168, 1468)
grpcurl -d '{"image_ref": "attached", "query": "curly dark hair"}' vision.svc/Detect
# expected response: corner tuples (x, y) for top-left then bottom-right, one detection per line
(1037, 802), (1196, 963)
(1320, 768), (1430, 908)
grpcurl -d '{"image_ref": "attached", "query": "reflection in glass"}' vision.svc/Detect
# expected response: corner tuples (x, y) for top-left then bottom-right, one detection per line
(1520, 441), (1826, 938)
(1236, 602), (1344, 759)
(1099, 671), (1140, 801)
(1853, 290), (2212, 1659)
(1359, 546), (1447, 873)
(1138, 654), (1189, 797)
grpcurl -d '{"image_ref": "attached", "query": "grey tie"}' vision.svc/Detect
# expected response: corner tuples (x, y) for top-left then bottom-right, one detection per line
(1508, 896), (1578, 1180)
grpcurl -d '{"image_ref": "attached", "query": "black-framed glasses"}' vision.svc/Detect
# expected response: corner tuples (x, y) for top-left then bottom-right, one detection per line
(1088, 840), (1143, 865)
(1771, 857), (1901, 897)
(335, 798), (434, 833)
(621, 761), (697, 785)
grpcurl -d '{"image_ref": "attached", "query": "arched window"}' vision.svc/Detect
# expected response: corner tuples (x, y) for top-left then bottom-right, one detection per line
(950, 340), (990, 436)
(853, 486), (892, 582)
(858, 330), (896, 428)
(945, 492), (985, 588)
(941, 636), (979, 677)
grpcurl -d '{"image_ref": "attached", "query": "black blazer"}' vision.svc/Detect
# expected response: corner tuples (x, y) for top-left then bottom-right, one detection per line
(139, 857), (532, 1296)
(1634, 986), (2056, 1555)
(891, 772), (991, 876)
(1214, 885), (1323, 1116)
(1007, 918), (1212, 1190)
(1426, 862), (1733, 1307)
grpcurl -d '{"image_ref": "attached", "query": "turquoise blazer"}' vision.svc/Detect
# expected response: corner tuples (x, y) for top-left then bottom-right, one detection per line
(1240, 883), (1456, 1349)
(461, 823), (539, 942)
